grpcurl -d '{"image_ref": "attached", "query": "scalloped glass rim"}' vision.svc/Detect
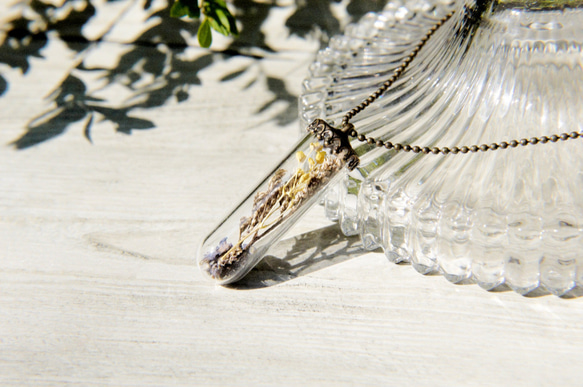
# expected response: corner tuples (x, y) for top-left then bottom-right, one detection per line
(299, 0), (583, 296)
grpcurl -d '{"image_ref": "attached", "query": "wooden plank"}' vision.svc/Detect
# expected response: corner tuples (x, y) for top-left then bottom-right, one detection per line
(1, 1), (582, 385)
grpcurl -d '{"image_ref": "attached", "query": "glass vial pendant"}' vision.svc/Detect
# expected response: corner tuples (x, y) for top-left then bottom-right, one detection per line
(197, 119), (359, 285)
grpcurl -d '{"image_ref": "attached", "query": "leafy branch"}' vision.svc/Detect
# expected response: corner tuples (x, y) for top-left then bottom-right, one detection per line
(170, 0), (238, 47)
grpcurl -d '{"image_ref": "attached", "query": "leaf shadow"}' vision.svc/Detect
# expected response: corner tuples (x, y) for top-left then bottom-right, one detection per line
(3, 0), (389, 149)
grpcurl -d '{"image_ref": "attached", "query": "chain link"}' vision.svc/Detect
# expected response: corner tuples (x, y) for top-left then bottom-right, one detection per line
(341, 10), (582, 154)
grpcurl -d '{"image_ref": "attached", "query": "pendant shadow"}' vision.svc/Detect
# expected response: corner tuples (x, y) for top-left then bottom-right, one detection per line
(228, 224), (583, 299)
(227, 223), (370, 290)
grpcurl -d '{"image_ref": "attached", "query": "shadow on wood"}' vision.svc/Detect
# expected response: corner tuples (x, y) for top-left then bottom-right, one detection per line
(228, 224), (370, 289)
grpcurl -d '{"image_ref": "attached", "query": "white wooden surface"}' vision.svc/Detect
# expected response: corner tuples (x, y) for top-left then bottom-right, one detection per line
(1, 2), (583, 385)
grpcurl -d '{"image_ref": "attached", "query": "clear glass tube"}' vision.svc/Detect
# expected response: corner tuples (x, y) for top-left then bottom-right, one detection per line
(198, 121), (355, 285)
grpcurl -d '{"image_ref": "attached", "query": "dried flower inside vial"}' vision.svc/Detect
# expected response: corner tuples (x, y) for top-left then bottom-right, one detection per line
(201, 237), (232, 272)
(310, 142), (323, 152)
(296, 151), (307, 163)
(202, 141), (344, 281)
(201, 237), (249, 280)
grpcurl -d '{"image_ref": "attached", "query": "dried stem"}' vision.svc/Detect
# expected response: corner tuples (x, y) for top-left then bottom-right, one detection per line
(202, 144), (343, 280)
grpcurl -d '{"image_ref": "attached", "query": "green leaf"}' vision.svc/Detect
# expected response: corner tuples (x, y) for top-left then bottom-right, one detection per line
(203, 0), (238, 37)
(170, 0), (200, 19)
(211, 0), (227, 7)
(207, 14), (229, 36)
(198, 18), (212, 48)
(170, 2), (186, 18)
(215, 8), (230, 31)
(226, 10), (238, 36)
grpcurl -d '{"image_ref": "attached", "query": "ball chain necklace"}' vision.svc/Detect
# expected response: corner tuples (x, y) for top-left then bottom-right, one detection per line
(199, 7), (582, 284)
(310, 9), (582, 171)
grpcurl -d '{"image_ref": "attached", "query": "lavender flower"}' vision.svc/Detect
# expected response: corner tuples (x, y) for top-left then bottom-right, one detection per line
(201, 142), (343, 281)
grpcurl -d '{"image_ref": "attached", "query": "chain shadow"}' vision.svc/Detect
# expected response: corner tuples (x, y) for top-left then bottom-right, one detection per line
(227, 223), (372, 290)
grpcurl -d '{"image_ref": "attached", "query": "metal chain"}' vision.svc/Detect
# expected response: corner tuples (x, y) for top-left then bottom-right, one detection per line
(341, 10), (582, 155)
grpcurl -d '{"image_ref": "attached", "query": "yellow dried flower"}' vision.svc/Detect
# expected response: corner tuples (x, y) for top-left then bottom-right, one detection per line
(296, 151), (306, 163)
(315, 151), (326, 164)
(308, 158), (315, 169)
(299, 173), (310, 185)
(310, 142), (323, 152)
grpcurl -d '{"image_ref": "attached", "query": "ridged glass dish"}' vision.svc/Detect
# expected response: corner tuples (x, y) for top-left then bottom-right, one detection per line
(299, 0), (583, 296)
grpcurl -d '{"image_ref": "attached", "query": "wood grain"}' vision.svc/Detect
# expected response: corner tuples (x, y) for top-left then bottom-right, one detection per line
(1, 2), (582, 386)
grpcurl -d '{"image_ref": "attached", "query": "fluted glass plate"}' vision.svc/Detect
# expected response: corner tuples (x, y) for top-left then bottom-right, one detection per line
(299, 0), (583, 296)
